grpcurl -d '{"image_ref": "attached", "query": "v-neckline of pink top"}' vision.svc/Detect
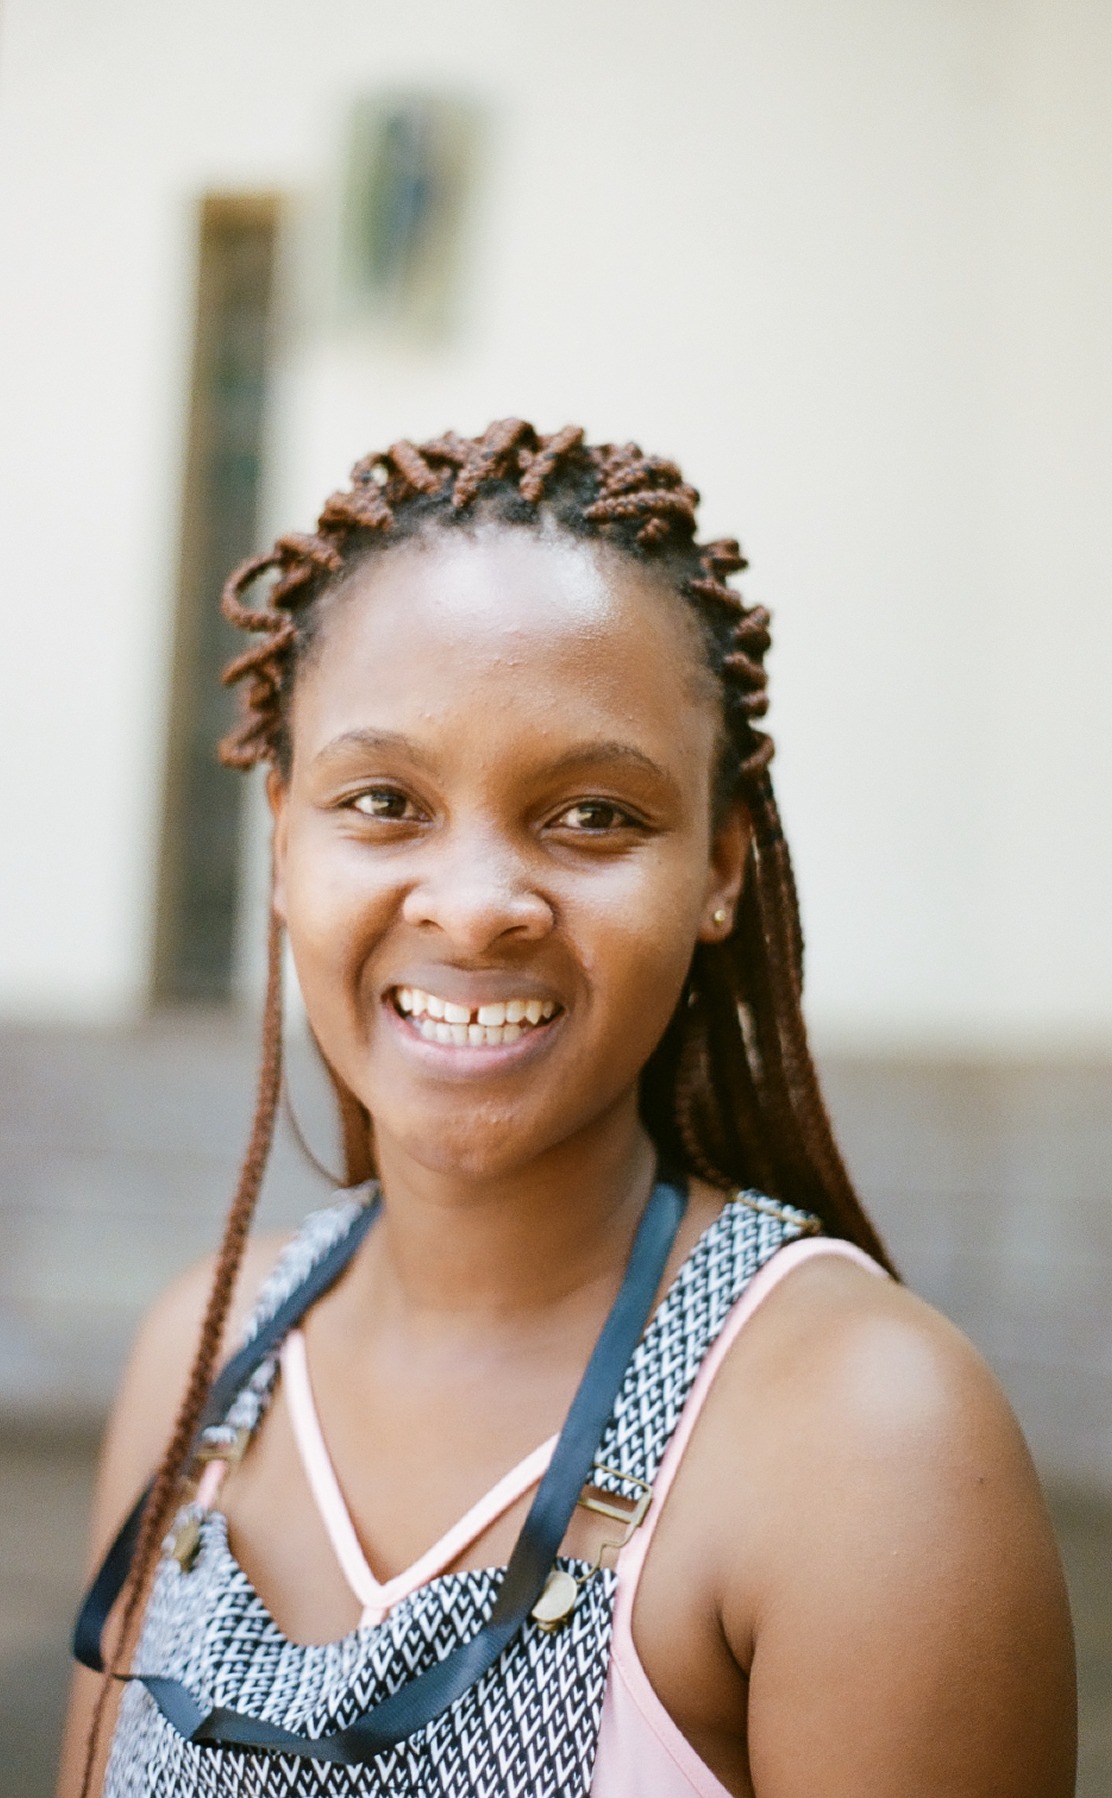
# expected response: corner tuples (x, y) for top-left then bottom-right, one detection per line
(278, 1326), (559, 1629)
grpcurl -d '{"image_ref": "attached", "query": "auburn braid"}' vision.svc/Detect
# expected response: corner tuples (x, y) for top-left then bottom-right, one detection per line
(80, 905), (286, 1794)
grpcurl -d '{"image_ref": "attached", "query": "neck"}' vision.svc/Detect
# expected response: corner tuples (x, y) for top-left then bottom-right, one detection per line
(362, 1102), (658, 1327)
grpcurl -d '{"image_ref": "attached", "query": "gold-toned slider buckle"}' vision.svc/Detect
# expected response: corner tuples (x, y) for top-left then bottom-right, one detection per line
(169, 1514), (203, 1573)
(531, 1466), (653, 1635)
(576, 1464), (652, 1541)
(171, 1425), (251, 1572)
(194, 1423), (251, 1467)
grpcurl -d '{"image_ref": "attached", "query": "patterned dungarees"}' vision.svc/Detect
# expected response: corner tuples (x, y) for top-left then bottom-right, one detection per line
(105, 1190), (816, 1797)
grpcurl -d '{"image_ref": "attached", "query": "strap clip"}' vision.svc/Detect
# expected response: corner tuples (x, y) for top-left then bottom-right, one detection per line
(531, 1464), (653, 1634)
(194, 1423), (252, 1467)
(576, 1463), (652, 1542)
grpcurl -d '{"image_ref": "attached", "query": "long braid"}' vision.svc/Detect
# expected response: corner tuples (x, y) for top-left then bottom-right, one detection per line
(693, 945), (779, 1195)
(672, 997), (729, 1186)
(749, 789), (888, 1256)
(518, 425), (585, 503)
(81, 905), (286, 1788)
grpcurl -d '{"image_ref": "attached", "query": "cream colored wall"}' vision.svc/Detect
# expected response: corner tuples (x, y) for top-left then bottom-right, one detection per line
(0, 0), (1108, 1045)
(980, 3), (1112, 1045)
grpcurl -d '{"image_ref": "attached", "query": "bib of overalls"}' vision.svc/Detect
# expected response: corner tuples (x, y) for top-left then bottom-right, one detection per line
(104, 1189), (815, 1798)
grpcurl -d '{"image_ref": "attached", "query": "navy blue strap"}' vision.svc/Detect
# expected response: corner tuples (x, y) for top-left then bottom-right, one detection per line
(78, 1173), (686, 1763)
(73, 1194), (379, 1674)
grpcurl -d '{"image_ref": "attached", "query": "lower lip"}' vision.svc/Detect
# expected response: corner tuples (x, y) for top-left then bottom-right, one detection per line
(383, 1001), (562, 1076)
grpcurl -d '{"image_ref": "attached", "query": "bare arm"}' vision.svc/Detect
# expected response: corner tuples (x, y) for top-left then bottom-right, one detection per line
(722, 1265), (1076, 1797)
(55, 1233), (289, 1798)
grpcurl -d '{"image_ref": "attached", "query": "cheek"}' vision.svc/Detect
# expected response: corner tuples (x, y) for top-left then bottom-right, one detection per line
(281, 833), (387, 1001)
(573, 854), (706, 1035)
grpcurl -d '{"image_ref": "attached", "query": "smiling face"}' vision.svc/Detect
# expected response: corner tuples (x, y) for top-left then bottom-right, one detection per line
(270, 522), (747, 1182)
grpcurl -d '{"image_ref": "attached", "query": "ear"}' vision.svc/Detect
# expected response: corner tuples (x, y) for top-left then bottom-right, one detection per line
(266, 767), (290, 924)
(697, 799), (751, 944)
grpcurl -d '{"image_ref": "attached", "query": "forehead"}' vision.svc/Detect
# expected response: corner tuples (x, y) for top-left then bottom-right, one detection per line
(290, 524), (719, 766)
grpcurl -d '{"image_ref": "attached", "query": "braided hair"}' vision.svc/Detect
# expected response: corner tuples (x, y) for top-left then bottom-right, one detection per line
(84, 420), (892, 1786)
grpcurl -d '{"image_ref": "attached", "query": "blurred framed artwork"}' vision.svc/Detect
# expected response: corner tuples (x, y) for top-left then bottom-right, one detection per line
(335, 92), (483, 336)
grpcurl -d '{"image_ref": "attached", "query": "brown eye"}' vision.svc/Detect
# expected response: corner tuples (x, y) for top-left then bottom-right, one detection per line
(555, 801), (636, 833)
(350, 788), (418, 821)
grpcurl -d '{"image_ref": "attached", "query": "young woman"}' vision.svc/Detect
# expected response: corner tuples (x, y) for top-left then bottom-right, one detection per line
(60, 421), (1076, 1797)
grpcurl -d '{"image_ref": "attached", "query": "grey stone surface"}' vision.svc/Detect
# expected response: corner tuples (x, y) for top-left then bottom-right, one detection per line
(0, 1016), (337, 1423)
(0, 1427), (99, 1793)
(821, 1054), (1112, 1491)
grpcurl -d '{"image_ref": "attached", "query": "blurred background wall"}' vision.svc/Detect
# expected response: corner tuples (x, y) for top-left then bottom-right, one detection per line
(0, 4), (1110, 1779)
(2, 0), (1110, 1045)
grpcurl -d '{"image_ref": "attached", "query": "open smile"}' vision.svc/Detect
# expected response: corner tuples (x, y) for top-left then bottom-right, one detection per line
(389, 985), (562, 1050)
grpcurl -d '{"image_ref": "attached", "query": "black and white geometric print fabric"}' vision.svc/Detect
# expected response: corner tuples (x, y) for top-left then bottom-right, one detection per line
(593, 1195), (814, 1501)
(207, 1193), (375, 1457)
(242, 1191), (374, 1342)
(104, 1189), (814, 1797)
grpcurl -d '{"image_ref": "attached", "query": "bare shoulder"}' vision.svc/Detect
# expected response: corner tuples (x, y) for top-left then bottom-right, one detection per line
(735, 1247), (1034, 1468)
(712, 1246), (1062, 1584)
(705, 1248), (1077, 1794)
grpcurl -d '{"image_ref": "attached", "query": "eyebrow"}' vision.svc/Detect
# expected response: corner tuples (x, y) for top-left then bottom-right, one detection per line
(539, 741), (674, 788)
(311, 729), (437, 772)
(311, 729), (675, 790)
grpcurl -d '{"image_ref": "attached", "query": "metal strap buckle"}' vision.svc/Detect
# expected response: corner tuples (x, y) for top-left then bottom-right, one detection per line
(531, 1463), (653, 1634)
(193, 1423), (251, 1467)
(576, 1463), (653, 1549)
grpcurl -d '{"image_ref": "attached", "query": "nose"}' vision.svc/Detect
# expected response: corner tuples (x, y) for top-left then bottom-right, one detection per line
(400, 829), (554, 953)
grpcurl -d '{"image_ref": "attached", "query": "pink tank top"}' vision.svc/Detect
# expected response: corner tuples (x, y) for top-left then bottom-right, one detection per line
(278, 1235), (886, 1797)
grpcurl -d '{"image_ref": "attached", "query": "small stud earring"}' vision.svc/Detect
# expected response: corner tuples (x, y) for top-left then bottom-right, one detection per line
(712, 908), (729, 928)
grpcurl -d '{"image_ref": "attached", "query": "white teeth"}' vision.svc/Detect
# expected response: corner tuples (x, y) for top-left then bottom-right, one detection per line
(413, 1018), (532, 1047)
(398, 986), (559, 1042)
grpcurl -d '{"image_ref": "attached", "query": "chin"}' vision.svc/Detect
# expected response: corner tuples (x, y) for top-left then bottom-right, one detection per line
(387, 1107), (543, 1183)
(343, 1075), (519, 1178)
(403, 1140), (533, 1185)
